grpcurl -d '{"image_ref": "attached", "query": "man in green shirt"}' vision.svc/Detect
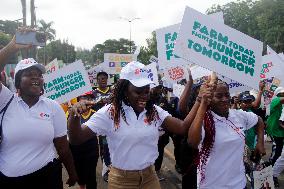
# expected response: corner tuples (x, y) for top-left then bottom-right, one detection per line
(266, 87), (284, 165)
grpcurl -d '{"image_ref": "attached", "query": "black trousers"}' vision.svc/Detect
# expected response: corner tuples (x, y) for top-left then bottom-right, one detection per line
(154, 132), (183, 171)
(271, 136), (284, 165)
(182, 168), (197, 189)
(0, 159), (63, 189)
(70, 137), (99, 189)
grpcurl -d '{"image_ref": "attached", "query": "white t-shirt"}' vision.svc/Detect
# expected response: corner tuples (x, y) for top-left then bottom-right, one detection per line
(84, 103), (170, 170)
(199, 109), (258, 189)
(0, 84), (67, 177)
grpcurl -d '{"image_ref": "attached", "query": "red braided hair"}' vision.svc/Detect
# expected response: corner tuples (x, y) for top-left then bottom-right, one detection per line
(194, 109), (216, 184)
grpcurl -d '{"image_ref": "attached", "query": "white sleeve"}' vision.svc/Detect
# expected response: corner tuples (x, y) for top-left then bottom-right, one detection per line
(237, 109), (258, 130)
(0, 84), (13, 111)
(84, 105), (112, 136)
(155, 105), (171, 128)
(279, 107), (284, 121)
(52, 101), (67, 138)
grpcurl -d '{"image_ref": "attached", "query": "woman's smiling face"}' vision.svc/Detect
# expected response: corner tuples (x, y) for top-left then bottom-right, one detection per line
(210, 83), (230, 117)
(19, 67), (44, 97)
(125, 83), (150, 114)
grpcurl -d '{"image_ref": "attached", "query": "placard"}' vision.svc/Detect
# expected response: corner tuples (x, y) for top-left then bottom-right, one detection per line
(156, 11), (224, 69)
(174, 7), (263, 89)
(103, 53), (137, 74)
(43, 60), (92, 104)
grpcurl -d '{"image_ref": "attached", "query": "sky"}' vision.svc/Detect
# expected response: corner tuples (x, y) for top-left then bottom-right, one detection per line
(1, 0), (234, 50)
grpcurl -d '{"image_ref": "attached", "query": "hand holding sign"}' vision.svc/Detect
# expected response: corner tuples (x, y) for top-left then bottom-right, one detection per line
(199, 83), (214, 105)
(187, 67), (193, 85)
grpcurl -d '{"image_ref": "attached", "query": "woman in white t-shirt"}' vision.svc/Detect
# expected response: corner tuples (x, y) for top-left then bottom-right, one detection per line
(0, 36), (77, 189)
(188, 80), (266, 189)
(68, 61), (205, 189)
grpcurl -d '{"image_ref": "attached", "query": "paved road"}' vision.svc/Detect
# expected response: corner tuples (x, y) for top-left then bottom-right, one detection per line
(63, 139), (284, 189)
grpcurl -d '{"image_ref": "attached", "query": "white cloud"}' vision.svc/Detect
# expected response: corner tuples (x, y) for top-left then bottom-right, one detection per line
(0, 0), (233, 49)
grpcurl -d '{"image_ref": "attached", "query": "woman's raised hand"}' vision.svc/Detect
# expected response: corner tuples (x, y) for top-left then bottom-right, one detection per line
(69, 100), (96, 117)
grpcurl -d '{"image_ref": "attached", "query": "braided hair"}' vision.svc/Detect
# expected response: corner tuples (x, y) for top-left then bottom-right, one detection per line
(195, 80), (229, 184)
(108, 79), (160, 130)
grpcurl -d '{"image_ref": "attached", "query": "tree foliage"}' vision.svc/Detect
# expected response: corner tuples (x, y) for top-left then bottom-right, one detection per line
(0, 20), (19, 35)
(37, 19), (56, 41)
(207, 0), (284, 53)
(89, 38), (135, 64)
(37, 39), (75, 64)
(138, 31), (157, 65)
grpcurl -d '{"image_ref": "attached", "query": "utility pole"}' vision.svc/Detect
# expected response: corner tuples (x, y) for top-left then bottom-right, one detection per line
(119, 17), (140, 53)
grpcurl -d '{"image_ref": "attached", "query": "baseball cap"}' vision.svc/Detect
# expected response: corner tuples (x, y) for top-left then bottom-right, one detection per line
(97, 70), (108, 78)
(239, 91), (255, 101)
(120, 61), (154, 87)
(274, 87), (284, 97)
(15, 58), (46, 77)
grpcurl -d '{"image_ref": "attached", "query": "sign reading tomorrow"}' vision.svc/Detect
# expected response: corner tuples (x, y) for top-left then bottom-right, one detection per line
(43, 60), (92, 104)
(174, 6), (263, 89)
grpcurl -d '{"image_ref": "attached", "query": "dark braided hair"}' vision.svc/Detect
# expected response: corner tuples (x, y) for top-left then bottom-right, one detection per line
(108, 79), (160, 130)
(195, 80), (229, 184)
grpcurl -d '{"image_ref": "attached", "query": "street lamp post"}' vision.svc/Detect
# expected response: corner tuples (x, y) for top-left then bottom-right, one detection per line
(119, 17), (140, 53)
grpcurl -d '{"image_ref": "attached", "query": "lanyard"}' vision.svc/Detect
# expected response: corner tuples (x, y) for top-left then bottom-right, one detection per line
(214, 116), (245, 141)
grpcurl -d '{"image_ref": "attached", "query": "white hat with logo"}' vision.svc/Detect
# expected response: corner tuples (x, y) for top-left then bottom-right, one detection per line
(15, 58), (46, 77)
(120, 61), (154, 87)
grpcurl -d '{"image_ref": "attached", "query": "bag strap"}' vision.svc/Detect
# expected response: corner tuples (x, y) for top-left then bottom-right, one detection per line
(0, 95), (14, 143)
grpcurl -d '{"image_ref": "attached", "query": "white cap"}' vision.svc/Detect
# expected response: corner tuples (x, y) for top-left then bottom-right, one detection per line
(120, 61), (154, 87)
(15, 58), (46, 77)
(274, 87), (284, 96)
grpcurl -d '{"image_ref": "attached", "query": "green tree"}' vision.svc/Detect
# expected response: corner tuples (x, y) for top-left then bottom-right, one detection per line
(0, 20), (19, 35)
(37, 19), (56, 64)
(37, 19), (56, 41)
(37, 39), (75, 64)
(138, 31), (157, 64)
(76, 48), (92, 65)
(90, 38), (135, 63)
(21, 0), (27, 26)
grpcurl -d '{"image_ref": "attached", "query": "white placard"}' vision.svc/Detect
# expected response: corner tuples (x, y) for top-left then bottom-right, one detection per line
(173, 83), (185, 98)
(43, 60), (92, 104)
(163, 65), (188, 84)
(87, 64), (113, 87)
(218, 75), (251, 94)
(156, 11), (224, 69)
(278, 53), (284, 61)
(260, 54), (284, 83)
(149, 55), (159, 64)
(45, 58), (59, 74)
(174, 6), (263, 89)
(190, 65), (212, 80)
(253, 165), (274, 189)
(103, 53), (137, 74)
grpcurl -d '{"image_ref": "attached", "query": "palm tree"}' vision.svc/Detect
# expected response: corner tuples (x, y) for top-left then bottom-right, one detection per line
(37, 19), (56, 41)
(21, 0), (26, 26)
(30, 0), (36, 27)
(37, 19), (56, 64)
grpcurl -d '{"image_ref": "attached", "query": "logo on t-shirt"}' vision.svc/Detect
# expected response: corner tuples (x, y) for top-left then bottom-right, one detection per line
(40, 112), (50, 118)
